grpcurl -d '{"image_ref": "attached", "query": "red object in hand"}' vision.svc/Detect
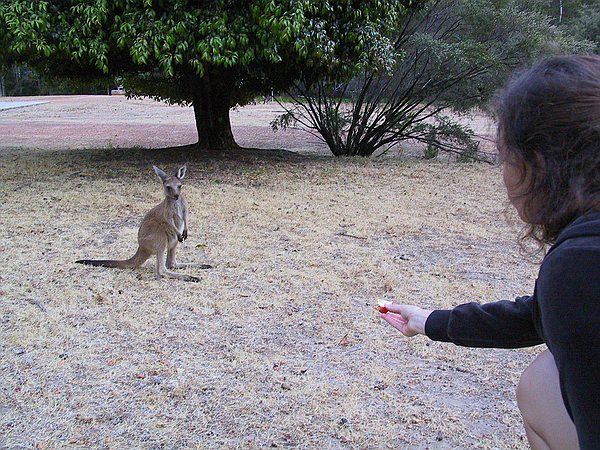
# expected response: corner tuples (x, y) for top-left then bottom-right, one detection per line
(377, 300), (389, 314)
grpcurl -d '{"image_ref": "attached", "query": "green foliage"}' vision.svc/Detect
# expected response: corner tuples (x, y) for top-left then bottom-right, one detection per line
(277, 0), (593, 158)
(513, 0), (591, 24)
(0, 0), (420, 105)
(423, 144), (440, 160)
(0, 0), (423, 149)
(563, 0), (600, 52)
(420, 117), (480, 161)
(0, 64), (110, 95)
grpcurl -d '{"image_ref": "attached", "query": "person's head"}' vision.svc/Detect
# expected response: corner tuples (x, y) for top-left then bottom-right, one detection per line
(495, 54), (600, 245)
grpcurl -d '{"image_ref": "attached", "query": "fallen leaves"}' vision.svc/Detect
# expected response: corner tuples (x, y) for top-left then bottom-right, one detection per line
(338, 333), (350, 346)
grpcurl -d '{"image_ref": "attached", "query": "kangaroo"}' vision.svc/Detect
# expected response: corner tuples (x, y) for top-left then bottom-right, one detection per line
(76, 164), (210, 282)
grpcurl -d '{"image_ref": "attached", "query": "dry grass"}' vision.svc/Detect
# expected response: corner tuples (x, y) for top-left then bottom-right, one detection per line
(0, 99), (540, 449)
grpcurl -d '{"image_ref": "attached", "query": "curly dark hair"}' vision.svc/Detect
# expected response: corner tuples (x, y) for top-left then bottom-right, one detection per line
(495, 54), (600, 246)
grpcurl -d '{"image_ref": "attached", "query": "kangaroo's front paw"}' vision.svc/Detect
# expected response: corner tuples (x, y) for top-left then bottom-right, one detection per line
(185, 275), (201, 283)
(177, 233), (184, 243)
(182, 229), (188, 241)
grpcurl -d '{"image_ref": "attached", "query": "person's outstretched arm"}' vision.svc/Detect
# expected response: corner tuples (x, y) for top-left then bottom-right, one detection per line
(381, 295), (544, 349)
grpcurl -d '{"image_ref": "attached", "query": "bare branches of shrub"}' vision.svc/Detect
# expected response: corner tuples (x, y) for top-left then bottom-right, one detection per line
(273, 0), (590, 160)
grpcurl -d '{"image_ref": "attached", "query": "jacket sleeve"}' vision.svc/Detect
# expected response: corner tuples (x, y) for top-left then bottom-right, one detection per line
(424, 295), (544, 348)
(537, 247), (600, 450)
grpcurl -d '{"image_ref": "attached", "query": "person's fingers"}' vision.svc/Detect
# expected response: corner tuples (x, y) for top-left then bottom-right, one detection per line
(380, 314), (403, 333)
(382, 302), (409, 316)
(381, 312), (406, 326)
(379, 307), (424, 337)
(383, 302), (402, 313)
(380, 313), (410, 334)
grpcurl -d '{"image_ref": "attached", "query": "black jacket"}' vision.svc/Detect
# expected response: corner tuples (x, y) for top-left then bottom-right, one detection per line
(425, 212), (600, 449)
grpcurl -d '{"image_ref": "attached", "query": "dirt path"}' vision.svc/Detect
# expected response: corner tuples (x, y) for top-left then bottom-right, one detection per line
(0, 95), (329, 153)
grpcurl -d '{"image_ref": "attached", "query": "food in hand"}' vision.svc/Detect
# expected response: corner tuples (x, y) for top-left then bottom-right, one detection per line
(377, 300), (389, 314)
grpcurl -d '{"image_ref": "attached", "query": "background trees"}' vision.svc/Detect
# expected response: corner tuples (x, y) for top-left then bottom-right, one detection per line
(0, 0), (420, 151)
(274, 0), (593, 159)
(1, 0), (596, 159)
(563, 0), (600, 52)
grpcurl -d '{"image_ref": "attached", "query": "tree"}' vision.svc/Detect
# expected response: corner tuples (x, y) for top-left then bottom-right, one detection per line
(0, 0), (421, 151)
(274, 0), (591, 158)
(563, 0), (600, 52)
(0, 63), (111, 96)
(514, 0), (595, 24)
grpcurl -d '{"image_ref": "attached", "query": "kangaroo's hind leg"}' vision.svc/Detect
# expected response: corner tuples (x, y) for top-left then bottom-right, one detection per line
(167, 244), (212, 270)
(156, 245), (200, 282)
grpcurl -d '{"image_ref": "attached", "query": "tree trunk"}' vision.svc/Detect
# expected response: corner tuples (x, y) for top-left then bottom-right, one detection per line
(192, 74), (239, 150)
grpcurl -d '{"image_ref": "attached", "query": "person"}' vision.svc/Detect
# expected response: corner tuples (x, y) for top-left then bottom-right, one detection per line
(380, 54), (600, 450)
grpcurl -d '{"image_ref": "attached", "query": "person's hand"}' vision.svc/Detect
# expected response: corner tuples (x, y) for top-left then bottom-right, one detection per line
(379, 302), (433, 337)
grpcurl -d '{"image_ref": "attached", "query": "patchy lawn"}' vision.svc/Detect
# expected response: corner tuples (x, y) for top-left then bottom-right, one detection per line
(0, 97), (537, 448)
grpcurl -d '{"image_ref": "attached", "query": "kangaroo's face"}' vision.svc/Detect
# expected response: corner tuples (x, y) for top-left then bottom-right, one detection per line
(153, 164), (187, 201)
(163, 177), (183, 200)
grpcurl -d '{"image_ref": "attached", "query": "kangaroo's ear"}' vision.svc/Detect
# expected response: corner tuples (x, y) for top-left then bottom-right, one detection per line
(176, 164), (187, 180)
(153, 165), (168, 181)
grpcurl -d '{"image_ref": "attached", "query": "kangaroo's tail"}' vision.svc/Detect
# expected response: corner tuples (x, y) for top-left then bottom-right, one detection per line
(76, 247), (149, 269)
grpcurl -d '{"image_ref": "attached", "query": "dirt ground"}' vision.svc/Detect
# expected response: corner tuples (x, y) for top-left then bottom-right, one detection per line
(0, 96), (540, 449)
(0, 95), (331, 154)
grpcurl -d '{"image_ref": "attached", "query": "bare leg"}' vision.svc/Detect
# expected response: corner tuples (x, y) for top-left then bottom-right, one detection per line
(166, 245), (177, 269)
(517, 350), (578, 450)
(167, 244), (212, 270)
(156, 248), (200, 282)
